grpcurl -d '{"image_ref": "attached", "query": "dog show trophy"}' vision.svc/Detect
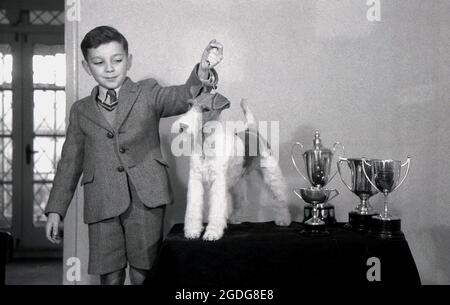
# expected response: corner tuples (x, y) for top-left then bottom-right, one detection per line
(362, 157), (411, 239)
(337, 158), (379, 232)
(291, 130), (344, 234)
(293, 187), (339, 236)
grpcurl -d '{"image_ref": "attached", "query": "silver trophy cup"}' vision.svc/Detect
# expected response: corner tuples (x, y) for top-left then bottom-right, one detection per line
(362, 157), (411, 239)
(338, 157), (379, 231)
(291, 130), (344, 227)
(293, 187), (339, 236)
(291, 130), (344, 188)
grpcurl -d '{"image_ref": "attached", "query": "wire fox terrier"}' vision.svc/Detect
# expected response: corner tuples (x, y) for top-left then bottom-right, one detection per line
(172, 88), (291, 241)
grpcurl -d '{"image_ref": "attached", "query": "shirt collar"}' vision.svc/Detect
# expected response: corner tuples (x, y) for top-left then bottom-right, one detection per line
(97, 86), (120, 102)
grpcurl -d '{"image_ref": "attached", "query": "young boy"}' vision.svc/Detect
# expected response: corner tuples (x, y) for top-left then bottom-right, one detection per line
(44, 26), (223, 285)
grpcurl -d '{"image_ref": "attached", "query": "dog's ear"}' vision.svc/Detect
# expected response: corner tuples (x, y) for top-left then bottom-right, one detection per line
(190, 85), (204, 99)
(212, 93), (230, 111)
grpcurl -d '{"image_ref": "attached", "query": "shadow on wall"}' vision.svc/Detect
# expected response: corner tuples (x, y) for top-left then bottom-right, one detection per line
(420, 225), (450, 284)
(159, 123), (188, 235)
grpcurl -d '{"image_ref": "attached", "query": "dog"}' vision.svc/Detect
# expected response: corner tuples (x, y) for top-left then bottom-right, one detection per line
(172, 87), (291, 241)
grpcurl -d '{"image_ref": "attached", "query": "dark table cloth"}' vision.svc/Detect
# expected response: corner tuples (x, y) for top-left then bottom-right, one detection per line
(146, 222), (420, 288)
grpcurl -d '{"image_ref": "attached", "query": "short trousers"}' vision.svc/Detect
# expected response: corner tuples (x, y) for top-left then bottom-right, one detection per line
(88, 176), (165, 275)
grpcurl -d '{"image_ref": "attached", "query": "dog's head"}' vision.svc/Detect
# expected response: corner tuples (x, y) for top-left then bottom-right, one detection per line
(173, 86), (231, 136)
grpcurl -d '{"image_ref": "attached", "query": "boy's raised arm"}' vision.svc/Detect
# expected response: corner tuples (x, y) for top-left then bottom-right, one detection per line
(152, 40), (223, 118)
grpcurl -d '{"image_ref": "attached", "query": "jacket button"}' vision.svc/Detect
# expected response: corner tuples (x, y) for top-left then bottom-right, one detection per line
(107, 132), (114, 139)
(117, 166), (125, 172)
(119, 147), (126, 154)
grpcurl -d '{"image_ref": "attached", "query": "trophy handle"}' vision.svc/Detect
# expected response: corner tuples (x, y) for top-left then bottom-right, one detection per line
(327, 189), (340, 202)
(291, 142), (310, 184)
(293, 188), (303, 200)
(392, 156), (411, 192)
(337, 157), (353, 192)
(361, 158), (383, 193)
(328, 142), (345, 183)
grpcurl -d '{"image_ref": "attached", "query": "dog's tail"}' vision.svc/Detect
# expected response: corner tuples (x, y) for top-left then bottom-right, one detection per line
(240, 99), (257, 132)
(239, 99), (272, 159)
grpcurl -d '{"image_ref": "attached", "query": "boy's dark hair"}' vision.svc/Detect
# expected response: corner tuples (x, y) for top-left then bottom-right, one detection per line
(80, 26), (128, 60)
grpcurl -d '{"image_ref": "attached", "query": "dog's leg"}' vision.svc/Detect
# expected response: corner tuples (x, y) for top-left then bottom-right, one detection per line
(203, 173), (228, 241)
(229, 178), (249, 224)
(259, 156), (292, 226)
(184, 170), (205, 239)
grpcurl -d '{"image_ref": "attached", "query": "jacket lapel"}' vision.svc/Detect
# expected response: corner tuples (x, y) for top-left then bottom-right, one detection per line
(78, 86), (113, 131)
(114, 77), (141, 130)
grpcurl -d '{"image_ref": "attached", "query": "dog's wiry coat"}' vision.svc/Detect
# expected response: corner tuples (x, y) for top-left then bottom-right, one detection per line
(173, 92), (291, 241)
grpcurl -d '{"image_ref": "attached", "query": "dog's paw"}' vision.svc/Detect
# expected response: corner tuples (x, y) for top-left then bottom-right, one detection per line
(274, 210), (292, 227)
(202, 227), (224, 241)
(184, 227), (203, 239)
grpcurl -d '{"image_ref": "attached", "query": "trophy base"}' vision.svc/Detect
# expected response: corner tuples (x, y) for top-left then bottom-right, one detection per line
(301, 222), (329, 237)
(367, 217), (405, 240)
(303, 203), (336, 226)
(345, 211), (378, 232)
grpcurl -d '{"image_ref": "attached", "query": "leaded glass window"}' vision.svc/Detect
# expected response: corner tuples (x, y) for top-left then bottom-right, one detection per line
(32, 44), (66, 225)
(0, 44), (13, 228)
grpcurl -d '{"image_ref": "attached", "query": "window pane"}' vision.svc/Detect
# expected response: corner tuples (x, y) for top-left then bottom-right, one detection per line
(55, 90), (66, 133)
(0, 47), (13, 227)
(0, 183), (12, 228)
(32, 44), (66, 226)
(0, 44), (13, 85)
(33, 45), (65, 86)
(34, 90), (66, 135)
(33, 183), (52, 224)
(33, 136), (64, 181)
(0, 90), (13, 135)
(30, 10), (64, 26)
(0, 9), (10, 25)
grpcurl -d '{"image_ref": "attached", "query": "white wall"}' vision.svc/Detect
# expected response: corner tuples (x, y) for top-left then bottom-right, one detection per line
(64, 0), (450, 284)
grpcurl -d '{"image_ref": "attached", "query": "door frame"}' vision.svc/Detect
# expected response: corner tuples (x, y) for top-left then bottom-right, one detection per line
(1, 26), (64, 250)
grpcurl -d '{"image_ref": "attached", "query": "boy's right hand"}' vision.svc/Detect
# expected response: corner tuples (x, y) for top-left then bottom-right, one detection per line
(46, 213), (62, 244)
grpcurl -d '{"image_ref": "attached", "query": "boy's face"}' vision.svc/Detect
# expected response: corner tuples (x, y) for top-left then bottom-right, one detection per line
(82, 41), (132, 90)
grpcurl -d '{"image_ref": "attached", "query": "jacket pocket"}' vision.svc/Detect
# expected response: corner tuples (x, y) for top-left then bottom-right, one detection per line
(80, 168), (95, 186)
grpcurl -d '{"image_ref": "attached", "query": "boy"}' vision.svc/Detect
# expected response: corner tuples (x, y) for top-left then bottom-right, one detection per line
(44, 26), (223, 285)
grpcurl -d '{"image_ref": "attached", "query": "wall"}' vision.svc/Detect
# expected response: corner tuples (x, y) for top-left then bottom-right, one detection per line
(64, 0), (450, 284)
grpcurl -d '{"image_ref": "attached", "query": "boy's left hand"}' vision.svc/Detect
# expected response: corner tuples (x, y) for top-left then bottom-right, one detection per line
(200, 39), (223, 71)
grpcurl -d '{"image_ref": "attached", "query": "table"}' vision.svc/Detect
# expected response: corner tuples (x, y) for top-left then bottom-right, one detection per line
(146, 222), (420, 288)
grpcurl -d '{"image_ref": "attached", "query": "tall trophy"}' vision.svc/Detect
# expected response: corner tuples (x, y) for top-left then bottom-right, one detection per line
(293, 187), (339, 236)
(362, 157), (411, 239)
(291, 130), (344, 228)
(337, 158), (379, 232)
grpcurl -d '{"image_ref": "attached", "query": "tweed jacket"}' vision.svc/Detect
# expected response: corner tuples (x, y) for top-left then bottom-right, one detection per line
(45, 65), (216, 224)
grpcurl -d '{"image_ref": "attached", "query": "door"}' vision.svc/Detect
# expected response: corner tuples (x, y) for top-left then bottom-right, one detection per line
(1, 29), (65, 249)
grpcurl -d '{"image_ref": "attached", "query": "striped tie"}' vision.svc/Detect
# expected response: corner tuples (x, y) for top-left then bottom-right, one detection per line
(97, 89), (118, 111)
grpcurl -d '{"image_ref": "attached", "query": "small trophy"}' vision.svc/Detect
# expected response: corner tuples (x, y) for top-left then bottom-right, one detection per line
(338, 158), (379, 232)
(362, 157), (411, 239)
(293, 187), (339, 236)
(291, 130), (344, 229)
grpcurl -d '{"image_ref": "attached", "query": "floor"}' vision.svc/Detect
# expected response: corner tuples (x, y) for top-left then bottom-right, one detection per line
(5, 258), (63, 285)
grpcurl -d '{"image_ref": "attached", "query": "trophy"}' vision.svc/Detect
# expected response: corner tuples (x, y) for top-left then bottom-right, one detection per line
(293, 187), (339, 236)
(291, 130), (344, 226)
(361, 157), (411, 239)
(337, 158), (379, 231)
